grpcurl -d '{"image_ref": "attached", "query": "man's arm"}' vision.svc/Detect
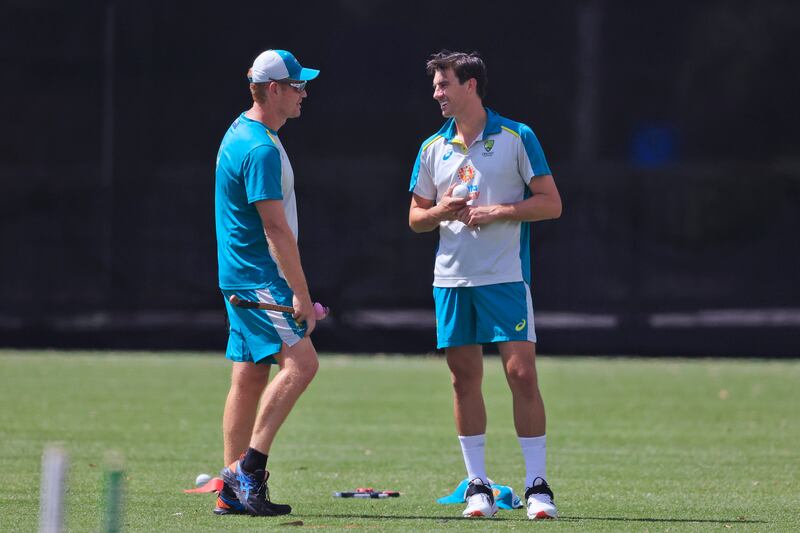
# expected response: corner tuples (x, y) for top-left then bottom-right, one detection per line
(254, 199), (316, 334)
(408, 184), (468, 233)
(458, 174), (562, 227)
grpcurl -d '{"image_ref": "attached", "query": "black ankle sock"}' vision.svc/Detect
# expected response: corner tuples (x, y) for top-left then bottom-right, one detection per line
(240, 447), (268, 473)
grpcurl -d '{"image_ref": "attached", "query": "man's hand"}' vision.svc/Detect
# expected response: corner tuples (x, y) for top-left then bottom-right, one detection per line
(409, 185), (478, 233)
(456, 174), (562, 227)
(459, 204), (498, 227)
(292, 293), (317, 336)
(437, 182), (469, 221)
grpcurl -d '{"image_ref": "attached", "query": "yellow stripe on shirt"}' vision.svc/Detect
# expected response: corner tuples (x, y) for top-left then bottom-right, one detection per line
(501, 125), (520, 138)
(422, 135), (443, 152)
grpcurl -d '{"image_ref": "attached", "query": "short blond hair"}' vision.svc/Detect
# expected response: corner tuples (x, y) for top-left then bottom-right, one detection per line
(247, 68), (268, 104)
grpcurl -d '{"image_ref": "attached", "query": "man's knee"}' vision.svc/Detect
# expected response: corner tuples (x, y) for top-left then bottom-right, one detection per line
(283, 338), (319, 388)
(505, 363), (538, 393)
(231, 362), (270, 392)
(450, 363), (482, 396)
(447, 349), (483, 395)
(295, 355), (318, 387)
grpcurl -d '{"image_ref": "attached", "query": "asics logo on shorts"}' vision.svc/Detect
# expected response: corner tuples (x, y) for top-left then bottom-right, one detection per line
(515, 319), (526, 331)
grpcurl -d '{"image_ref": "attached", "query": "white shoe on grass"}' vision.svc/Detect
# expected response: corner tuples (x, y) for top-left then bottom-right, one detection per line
(462, 478), (498, 518)
(525, 477), (558, 519)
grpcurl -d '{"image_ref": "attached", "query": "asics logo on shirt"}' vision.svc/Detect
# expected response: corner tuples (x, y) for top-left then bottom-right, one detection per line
(515, 319), (527, 331)
(443, 150), (453, 160)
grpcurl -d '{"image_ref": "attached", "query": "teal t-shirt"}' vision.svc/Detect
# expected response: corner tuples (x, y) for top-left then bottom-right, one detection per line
(215, 113), (285, 289)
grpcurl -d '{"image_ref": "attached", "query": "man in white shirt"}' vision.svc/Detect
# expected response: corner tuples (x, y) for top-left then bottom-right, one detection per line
(408, 50), (562, 520)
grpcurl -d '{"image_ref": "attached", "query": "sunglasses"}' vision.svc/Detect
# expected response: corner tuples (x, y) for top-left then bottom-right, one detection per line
(247, 76), (308, 91)
(273, 79), (307, 91)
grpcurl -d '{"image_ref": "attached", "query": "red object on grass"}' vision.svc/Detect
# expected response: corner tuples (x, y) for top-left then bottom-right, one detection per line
(183, 477), (224, 494)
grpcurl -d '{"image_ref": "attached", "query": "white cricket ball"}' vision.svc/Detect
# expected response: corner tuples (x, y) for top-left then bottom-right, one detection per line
(195, 473), (212, 487)
(452, 184), (469, 199)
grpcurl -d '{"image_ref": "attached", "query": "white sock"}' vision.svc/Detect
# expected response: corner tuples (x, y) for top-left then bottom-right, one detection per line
(458, 434), (488, 484)
(519, 435), (547, 488)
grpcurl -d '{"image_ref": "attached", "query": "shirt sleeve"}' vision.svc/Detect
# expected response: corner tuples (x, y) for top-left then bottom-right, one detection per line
(409, 144), (437, 200)
(243, 145), (282, 203)
(517, 124), (551, 184)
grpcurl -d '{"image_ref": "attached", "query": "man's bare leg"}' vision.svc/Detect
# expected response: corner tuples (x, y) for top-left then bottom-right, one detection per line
(498, 341), (545, 437)
(248, 337), (319, 454)
(498, 340), (556, 519)
(223, 362), (270, 465)
(447, 345), (497, 517)
(446, 344), (486, 435)
(219, 338), (319, 516)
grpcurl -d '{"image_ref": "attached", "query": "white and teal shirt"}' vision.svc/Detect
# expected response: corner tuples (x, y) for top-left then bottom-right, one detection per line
(215, 113), (298, 289)
(409, 108), (551, 288)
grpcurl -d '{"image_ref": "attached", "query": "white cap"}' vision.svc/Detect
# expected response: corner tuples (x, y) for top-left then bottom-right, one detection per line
(249, 49), (320, 83)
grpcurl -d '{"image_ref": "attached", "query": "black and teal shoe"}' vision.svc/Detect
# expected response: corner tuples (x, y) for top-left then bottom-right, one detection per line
(221, 461), (292, 517)
(213, 481), (246, 515)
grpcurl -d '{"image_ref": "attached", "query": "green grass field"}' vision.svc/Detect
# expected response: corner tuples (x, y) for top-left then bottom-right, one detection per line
(1, 351), (798, 532)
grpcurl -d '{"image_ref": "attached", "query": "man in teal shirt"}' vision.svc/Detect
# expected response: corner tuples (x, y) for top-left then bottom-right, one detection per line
(214, 49), (320, 517)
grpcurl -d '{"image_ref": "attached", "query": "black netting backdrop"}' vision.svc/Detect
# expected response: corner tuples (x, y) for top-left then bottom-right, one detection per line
(2, 1), (798, 355)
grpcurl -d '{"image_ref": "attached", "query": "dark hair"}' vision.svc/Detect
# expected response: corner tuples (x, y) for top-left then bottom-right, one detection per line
(426, 50), (487, 99)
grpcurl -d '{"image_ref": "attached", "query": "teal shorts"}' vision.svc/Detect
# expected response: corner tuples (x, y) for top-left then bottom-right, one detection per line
(222, 281), (306, 365)
(433, 281), (536, 349)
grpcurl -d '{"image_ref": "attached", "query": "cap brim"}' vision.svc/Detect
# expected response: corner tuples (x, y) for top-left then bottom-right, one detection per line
(296, 67), (320, 81)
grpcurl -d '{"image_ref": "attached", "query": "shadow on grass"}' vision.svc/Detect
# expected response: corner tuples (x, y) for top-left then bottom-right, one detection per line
(300, 513), (766, 525)
(559, 516), (766, 525)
